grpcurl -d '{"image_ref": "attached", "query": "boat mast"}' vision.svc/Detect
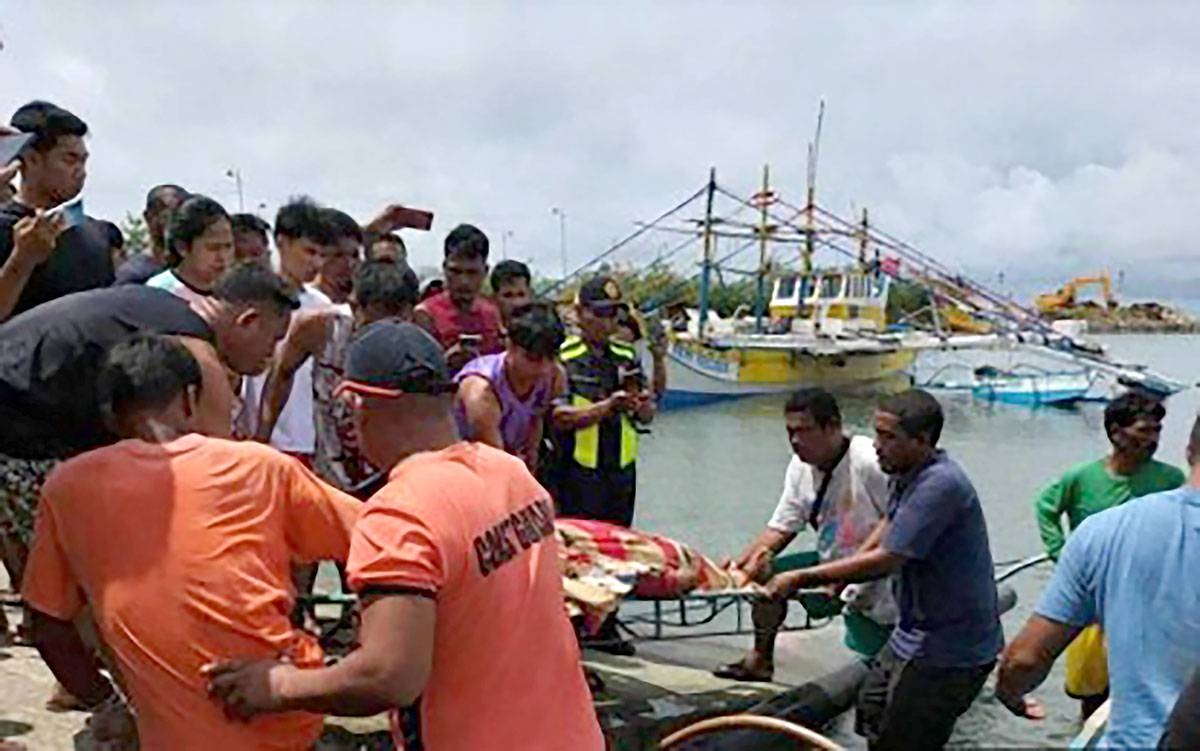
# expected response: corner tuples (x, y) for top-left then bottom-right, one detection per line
(857, 207), (870, 271)
(754, 164), (770, 333)
(697, 167), (717, 341)
(803, 100), (825, 274)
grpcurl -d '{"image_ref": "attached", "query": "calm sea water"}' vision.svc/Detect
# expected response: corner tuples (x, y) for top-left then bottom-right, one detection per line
(634, 334), (1200, 748)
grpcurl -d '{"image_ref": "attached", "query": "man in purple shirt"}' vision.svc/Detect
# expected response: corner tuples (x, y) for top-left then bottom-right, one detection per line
(455, 301), (565, 470)
(765, 389), (1003, 750)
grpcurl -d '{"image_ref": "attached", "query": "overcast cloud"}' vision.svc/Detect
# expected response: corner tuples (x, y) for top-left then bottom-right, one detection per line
(1, 1), (1198, 299)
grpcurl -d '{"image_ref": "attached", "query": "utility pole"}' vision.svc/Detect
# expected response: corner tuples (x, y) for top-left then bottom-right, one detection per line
(225, 169), (244, 212)
(501, 229), (514, 260)
(550, 207), (567, 279)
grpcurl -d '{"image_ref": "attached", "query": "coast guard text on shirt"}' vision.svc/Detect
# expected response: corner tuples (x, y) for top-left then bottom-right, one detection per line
(473, 496), (556, 576)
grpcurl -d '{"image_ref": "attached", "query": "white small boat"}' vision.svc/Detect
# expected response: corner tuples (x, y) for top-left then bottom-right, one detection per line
(923, 363), (1099, 407)
(970, 365), (1097, 406)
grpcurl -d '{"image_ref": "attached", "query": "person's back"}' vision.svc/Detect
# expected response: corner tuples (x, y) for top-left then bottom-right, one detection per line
(24, 436), (360, 750)
(1038, 487), (1200, 746)
(0, 285), (212, 458)
(349, 442), (601, 750)
(887, 451), (1002, 666)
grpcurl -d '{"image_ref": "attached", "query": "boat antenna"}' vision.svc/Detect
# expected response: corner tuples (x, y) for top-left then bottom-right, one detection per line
(803, 100), (825, 273)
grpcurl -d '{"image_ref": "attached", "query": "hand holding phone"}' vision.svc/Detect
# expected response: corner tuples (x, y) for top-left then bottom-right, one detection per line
(458, 333), (483, 351)
(368, 203), (434, 234)
(12, 209), (67, 267)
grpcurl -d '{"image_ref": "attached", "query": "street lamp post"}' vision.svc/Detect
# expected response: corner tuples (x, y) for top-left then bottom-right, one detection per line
(225, 168), (245, 212)
(501, 230), (514, 260)
(550, 207), (567, 280)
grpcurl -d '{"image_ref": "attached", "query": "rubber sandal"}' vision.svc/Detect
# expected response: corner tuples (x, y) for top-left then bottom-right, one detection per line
(712, 660), (774, 682)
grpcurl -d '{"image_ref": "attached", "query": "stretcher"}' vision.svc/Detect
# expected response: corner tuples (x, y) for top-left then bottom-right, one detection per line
(614, 588), (837, 643)
(298, 586), (838, 649)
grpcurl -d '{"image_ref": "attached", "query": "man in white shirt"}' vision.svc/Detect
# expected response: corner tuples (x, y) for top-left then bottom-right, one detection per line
(242, 198), (337, 453)
(715, 388), (896, 682)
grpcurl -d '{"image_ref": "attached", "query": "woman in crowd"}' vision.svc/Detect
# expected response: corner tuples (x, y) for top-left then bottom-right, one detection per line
(146, 194), (234, 302)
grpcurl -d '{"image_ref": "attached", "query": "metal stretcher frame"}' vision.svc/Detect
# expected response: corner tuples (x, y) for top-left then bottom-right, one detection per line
(614, 588), (836, 643)
(298, 589), (835, 644)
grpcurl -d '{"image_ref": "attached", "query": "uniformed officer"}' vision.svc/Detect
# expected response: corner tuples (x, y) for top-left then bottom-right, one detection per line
(548, 275), (655, 526)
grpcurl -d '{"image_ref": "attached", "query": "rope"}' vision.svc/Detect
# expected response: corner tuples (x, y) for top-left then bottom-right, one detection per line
(540, 184), (708, 296)
(659, 714), (843, 750)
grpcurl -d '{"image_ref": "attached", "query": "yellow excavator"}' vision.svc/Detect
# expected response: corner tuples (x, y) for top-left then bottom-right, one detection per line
(1036, 272), (1118, 315)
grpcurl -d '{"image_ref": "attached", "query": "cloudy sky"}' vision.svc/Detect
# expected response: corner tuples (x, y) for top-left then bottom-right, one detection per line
(2, 2), (1198, 300)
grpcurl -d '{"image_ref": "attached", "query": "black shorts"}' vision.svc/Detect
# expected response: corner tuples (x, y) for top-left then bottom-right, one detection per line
(855, 643), (993, 750)
(554, 465), (637, 527)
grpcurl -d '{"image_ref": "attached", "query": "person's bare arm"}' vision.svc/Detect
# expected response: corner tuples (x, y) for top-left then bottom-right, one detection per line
(30, 609), (116, 708)
(412, 306), (437, 338)
(732, 527), (797, 581)
(457, 376), (505, 451)
(524, 417), (545, 471)
(764, 547), (906, 598)
(177, 337), (236, 438)
(855, 519), (889, 555)
(256, 311), (328, 442)
(996, 614), (1078, 718)
(207, 595), (435, 718)
(651, 351), (667, 397)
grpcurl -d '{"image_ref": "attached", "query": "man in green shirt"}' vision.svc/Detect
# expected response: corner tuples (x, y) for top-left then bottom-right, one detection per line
(1034, 390), (1185, 719)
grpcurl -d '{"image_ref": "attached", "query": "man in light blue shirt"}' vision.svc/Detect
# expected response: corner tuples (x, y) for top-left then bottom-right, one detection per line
(996, 414), (1200, 748)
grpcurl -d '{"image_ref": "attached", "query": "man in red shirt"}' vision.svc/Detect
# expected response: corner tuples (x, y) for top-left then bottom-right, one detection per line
(413, 224), (503, 373)
(207, 321), (603, 751)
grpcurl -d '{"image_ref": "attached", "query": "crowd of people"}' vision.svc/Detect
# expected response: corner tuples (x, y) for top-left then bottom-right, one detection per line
(0, 99), (655, 751)
(0, 97), (1197, 751)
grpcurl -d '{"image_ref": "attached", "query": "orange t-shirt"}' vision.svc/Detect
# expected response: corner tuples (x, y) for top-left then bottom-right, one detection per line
(347, 442), (603, 751)
(22, 435), (361, 751)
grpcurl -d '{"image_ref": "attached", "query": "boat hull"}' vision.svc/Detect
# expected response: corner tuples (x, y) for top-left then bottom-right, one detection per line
(970, 373), (1094, 406)
(660, 339), (917, 409)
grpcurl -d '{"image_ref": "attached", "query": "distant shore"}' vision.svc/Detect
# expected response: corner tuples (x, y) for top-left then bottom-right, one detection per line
(1085, 321), (1200, 335)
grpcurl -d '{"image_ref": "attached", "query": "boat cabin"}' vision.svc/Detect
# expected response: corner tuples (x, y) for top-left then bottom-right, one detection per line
(768, 270), (889, 334)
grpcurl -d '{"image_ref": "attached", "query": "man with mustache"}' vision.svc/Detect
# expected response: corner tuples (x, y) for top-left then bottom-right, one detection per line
(1033, 390), (1184, 719)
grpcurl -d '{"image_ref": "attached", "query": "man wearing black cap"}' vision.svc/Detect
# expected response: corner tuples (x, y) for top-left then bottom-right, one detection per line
(548, 275), (655, 527)
(206, 320), (603, 751)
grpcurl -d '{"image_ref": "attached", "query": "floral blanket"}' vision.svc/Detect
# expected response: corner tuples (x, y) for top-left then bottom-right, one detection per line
(555, 518), (739, 633)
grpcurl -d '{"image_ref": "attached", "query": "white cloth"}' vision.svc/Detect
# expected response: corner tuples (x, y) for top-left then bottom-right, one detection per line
(241, 286), (331, 454)
(766, 435), (897, 625)
(146, 269), (209, 304)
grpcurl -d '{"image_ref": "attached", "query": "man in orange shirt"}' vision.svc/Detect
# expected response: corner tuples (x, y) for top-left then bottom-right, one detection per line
(208, 321), (603, 751)
(22, 335), (360, 751)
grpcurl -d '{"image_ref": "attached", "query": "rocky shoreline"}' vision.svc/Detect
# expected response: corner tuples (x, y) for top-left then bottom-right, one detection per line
(1050, 301), (1200, 335)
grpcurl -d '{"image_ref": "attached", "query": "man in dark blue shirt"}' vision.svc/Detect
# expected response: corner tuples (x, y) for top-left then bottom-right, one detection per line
(764, 389), (1003, 750)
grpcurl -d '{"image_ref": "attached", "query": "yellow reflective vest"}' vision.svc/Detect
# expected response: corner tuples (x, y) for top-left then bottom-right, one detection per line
(557, 335), (641, 471)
